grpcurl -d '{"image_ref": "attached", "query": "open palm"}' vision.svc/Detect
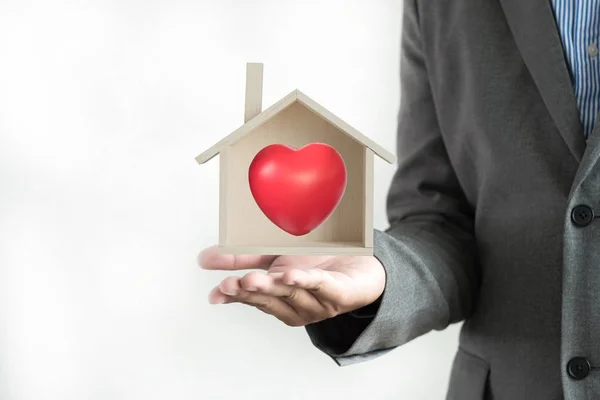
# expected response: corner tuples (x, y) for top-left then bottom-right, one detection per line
(198, 246), (385, 326)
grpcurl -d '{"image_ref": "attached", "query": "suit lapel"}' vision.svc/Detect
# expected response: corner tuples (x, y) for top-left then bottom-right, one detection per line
(568, 113), (600, 200)
(499, 0), (586, 162)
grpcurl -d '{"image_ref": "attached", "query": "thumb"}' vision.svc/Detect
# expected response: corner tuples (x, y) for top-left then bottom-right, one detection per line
(197, 245), (278, 271)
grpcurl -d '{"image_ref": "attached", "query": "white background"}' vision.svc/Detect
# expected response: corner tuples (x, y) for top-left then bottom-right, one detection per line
(0, 1), (461, 399)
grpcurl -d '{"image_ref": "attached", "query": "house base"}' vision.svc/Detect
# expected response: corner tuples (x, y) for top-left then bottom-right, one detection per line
(218, 242), (373, 256)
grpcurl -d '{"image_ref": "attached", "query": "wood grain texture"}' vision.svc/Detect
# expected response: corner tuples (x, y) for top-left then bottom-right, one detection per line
(195, 90), (298, 164)
(244, 63), (263, 123)
(218, 146), (231, 246)
(219, 244), (373, 256)
(195, 89), (397, 165)
(226, 101), (366, 249)
(296, 90), (397, 163)
(363, 148), (374, 247)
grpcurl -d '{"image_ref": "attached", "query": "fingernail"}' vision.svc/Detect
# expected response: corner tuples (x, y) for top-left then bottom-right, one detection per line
(245, 286), (257, 292)
(222, 289), (238, 296)
(209, 297), (226, 304)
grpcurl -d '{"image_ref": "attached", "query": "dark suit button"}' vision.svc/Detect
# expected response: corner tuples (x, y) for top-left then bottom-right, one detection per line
(571, 205), (594, 227)
(567, 357), (591, 380)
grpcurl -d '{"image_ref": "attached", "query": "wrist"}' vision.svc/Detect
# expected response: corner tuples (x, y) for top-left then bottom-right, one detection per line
(349, 294), (382, 318)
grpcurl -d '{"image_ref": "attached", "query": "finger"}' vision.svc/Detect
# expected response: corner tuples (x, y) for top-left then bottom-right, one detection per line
(197, 245), (277, 271)
(239, 271), (332, 320)
(207, 276), (242, 304)
(208, 285), (235, 304)
(281, 268), (332, 289)
(218, 275), (242, 296)
(215, 274), (304, 325)
(240, 271), (311, 300)
(280, 268), (347, 305)
(233, 290), (305, 327)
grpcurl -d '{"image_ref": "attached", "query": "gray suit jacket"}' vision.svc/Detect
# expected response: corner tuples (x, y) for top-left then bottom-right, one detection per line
(304, 0), (600, 399)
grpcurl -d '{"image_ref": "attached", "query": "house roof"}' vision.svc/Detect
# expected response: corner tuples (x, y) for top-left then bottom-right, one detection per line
(195, 89), (397, 164)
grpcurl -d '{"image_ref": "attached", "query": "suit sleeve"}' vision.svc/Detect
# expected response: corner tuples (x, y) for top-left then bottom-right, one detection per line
(304, 0), (480, 366)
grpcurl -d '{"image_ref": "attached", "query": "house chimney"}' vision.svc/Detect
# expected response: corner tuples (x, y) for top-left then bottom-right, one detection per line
(244, 62), (263, 123)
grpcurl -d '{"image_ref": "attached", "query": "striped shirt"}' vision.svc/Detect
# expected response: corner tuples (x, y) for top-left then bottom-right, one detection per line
(550, 0), (600, 137)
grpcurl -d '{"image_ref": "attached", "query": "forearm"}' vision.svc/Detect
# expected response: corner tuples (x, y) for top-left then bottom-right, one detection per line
(306, 223), (478, 365)
(305, 0), (480, 365)
(382, 216), (480, 328)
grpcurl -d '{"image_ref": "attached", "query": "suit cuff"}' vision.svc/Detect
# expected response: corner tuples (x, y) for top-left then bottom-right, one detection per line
(349, 294), (382, 318)
(304, 230), (398, 365)
(305, 228), (449, 366)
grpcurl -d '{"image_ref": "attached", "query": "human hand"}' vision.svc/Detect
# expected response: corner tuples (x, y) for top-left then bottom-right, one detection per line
(198, 246), (386, 326)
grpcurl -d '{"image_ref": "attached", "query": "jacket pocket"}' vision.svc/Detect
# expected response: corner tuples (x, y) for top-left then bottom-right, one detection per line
(446, 347), (491, 400)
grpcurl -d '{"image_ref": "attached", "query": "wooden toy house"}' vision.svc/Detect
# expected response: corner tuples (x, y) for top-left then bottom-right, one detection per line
(196, 63), (396, 255)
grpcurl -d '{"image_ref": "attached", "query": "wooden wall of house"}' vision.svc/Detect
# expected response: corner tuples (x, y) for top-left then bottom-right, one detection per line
(224, 101), (365, 247)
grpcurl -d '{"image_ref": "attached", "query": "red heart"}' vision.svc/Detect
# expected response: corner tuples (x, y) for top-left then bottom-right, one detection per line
(248, 143), (347, 236)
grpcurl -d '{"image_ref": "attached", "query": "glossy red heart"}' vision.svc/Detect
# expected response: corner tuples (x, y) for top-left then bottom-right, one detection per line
(248, 143), (347, 236)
